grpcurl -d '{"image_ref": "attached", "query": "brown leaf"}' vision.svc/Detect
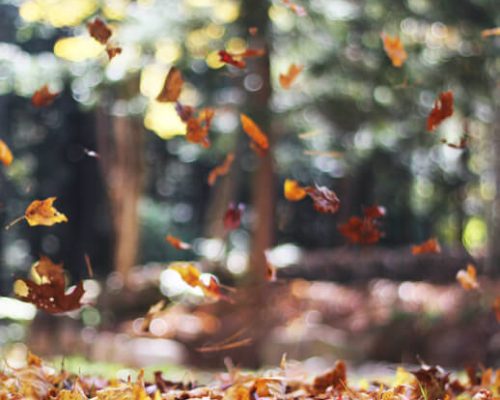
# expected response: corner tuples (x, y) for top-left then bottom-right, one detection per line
(32, 85), (59, 108)
(156, 67), (184, 103)
(306, 185), (340, 214)
(87, 18), (112, 44)
(208, 153), (235, 186)
(14, 256), (85, 314)
(105, 45), (122, 60)
(313, 360), (347, 392)
(427, 91), (454, 132)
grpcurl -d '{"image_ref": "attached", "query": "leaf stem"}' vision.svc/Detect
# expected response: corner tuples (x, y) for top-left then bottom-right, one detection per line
(4, 215), (25, 230)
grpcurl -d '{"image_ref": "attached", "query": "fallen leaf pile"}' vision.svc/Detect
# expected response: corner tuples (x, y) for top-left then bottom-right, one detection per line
(1, 352), (499, 400)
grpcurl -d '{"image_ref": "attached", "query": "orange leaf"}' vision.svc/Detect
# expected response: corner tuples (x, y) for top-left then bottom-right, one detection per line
(25, 197), (68, 227)
(456, 264), (479, 291)
(284, 179), (308, 201)
(240, 114), (269, 156)
(0, 139), (13, 166)
(493, 296), (500, 322)
(186, 108), (214, 148)
(339, 216), (383, 245)
(87, 18), (112, 44)
(208, 152), (235, 186)
(156, 67), (184, 103)
(31, 85), (59, 108)
(481, 27), (500, 38)
(14, 255), (85, 314)
(427, 91), (454, 132)
(313, 360), (347, 392)
(381, 32), (408, 68)
(218, 49), (265, 69)
(165, 234), (191, 250)
(169, 263), (202, 287)
(279, 64), (303, 89)
(411, 238), (441, 255)
(306, 185), (340, 214)
(105, 45), (122, 60)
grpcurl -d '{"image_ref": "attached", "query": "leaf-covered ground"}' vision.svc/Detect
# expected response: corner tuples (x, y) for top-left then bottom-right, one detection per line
(1, 352), (499, 400)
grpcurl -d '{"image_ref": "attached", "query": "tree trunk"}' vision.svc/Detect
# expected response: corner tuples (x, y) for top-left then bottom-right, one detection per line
(97, 110), (144, 278)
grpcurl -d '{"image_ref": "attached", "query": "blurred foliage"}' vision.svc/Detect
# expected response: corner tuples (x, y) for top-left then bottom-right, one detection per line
(0, 0), (498, 290)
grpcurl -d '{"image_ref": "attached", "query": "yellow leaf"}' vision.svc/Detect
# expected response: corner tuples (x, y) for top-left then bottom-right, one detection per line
(25, 197), (68, 227)
(0, 139), (13, 166)
(284, 179), (308, 201)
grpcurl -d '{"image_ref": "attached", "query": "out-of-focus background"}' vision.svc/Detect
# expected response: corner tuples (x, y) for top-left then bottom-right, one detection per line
(0, 0), (499, 373)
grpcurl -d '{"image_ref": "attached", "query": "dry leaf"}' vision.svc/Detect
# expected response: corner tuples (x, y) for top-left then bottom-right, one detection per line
(0, 139), (13, 166)
(279, 64), (303, 89)
(456, 264), (479, 291)
(363, 205), (386, 219)
(339, 216), (383, 245)
(87, 18), (112, 44)
(208, 153), (235, 186)
(218, 49), (265, 69)
(32, 85), (59, 107)
(313, 360), (347, 392)
(105, 45), (122, 60)
(240, 114), (269, 156)
(306, 185), (340, 214)
(481, 27), (500, 38)
(381, 32), (408, 68)
(427, 91), (454, 132)
(284, 179), (308, 201)
(224, 203), (244, 231)
(166, 234), (191, 250)
(186, 108), (214, 148)
(412, 238), (441, 255)
(156, 67), (184, 103)
(14, 255), (85, 313)
(25, 197), (68, 227)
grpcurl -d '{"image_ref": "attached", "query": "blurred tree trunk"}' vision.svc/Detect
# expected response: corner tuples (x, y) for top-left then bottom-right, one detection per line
(97, 110), (144, 277)
(243, 0), (274, 285)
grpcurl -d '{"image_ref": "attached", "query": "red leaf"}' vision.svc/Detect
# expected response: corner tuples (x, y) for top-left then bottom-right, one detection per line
(224, 203), (244, 231)
(306, 185), (340, 214)
(338, 216), (383, 245)
(362, 205), (386, 219)
(87, 18), (112, 45)
(31, 85), (59, 108)
(427, 91), (454, 132)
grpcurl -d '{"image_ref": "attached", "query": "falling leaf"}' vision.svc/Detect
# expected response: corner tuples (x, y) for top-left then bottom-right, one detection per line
(381, 32), (408, 68)
(282, 0), (307, 16)
(208, 153), (235, 186)
(0, 139), (13, 166)
(427, 91), (454, 132)
(240, 114), (269, 156)
(339, 216), (383, 245)
(175, 102), (195, 122)
(306, 185), (340, 214)
(218, 49), (265, 69)
(441, 135), (468, 149)
(186, 108), (214, 148)
(493, 297), (500, 322)
(363, 205), (386, 219)
(32, 85), (59, 108)
(166, 234), (191, 250)
(224, 202), (244, 231)
(14, 255), (85, 314)
(481, 27), (500, 38)
(156, 67), (184, 103)
(87, 18), (112, 45)
(249, 27), (258, 36)
(105, 45), (122, 60)
(25, 197), (68, 227)
(168, 263), (230, 302)
(279, 64), (303, 89)
(456, 264), (480, 291)
(284, 179), (308, 201)
(412, 238), (441, 255)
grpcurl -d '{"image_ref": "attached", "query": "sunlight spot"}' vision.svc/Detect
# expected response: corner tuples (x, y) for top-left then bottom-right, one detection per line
(54, 36), (103, 62)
